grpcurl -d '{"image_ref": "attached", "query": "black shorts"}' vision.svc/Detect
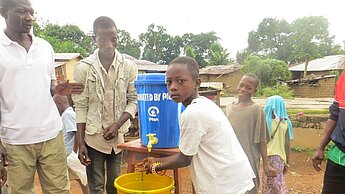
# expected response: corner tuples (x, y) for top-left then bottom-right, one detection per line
(322, 159), (345, 194)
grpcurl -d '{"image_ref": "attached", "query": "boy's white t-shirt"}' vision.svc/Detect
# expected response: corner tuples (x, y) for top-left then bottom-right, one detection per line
(179, 97), (255, 194)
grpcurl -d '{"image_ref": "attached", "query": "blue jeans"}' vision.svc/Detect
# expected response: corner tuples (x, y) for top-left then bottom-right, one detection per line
(86, 145), (122, 194)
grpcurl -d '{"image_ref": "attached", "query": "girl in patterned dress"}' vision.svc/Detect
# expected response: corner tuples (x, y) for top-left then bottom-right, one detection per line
(262, 95), (293, 194)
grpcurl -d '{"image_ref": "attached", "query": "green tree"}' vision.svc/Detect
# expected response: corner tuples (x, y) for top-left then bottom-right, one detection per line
(209, 43), (231, 65)
(290, 16), (343, 77)
(245, 16), (343, 71)
(236, 49), (250, 65)
(182, 32), (220, 67)
(139, 24), (182, 64)
(243, 56), (291, 87)
(117, 29), (141, 58)
(33, 21), (93, 56)
(247, 18), (292, 62)
(185, 46), (196, 59)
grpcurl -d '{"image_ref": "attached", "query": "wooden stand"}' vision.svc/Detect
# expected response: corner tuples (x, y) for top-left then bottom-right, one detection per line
(117, 139), (182, 194)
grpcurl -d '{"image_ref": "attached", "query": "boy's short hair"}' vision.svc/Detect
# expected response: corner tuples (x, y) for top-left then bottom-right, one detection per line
(243, 73), (260, 87)
(93, 16), (117, 35)
(53, 94), (70, 106)
(169, 56), (199, 80)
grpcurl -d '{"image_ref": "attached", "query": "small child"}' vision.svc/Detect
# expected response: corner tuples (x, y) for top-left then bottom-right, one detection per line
(53, 94), (89, 194)
(225, 73), (276, 194)
(138, 56), (255, 194)
(262, 95), (293, 194)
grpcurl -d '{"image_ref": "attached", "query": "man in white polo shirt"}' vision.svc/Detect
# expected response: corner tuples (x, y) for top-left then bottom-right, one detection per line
(0, 0), (83, 193)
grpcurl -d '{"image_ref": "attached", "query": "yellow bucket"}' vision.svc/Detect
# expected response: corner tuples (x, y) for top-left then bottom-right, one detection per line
(114, 172), (174, 194)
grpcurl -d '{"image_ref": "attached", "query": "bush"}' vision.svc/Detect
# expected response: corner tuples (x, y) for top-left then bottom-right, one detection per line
(256, 85), (294, 98)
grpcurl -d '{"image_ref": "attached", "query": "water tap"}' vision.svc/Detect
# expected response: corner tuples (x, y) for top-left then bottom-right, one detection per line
(146, 133), (158, 152)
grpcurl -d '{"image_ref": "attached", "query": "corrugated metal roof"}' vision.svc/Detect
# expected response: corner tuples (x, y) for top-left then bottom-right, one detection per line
(136, 64), (168, 72)
(199, 64), (242, 75)
(123, 54), (168, 72)
(54, 53), (82, 61)
(54, 61), (66, 68)
(289, 55), (345, 71)
(200, 82), (223, 90)
(287, 74), (336, 84)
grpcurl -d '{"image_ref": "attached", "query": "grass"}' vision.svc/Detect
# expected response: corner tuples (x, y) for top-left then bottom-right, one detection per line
(291, 146), (316, 157)
(288, 109), (329, 115)
(292, 142), (334, 160)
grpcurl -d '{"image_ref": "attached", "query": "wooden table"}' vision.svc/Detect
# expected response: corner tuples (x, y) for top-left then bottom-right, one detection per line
(117, 139), (182, 194)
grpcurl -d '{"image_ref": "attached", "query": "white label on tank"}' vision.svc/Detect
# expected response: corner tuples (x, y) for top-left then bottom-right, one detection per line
(138, 94), (154, 101)
(138, 93), (172, 101)
(148, 106), (159, 122)
(153, 93), (161, 101)
(162, 92), (172, 100)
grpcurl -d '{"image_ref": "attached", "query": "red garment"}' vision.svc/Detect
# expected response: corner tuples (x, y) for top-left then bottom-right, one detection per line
(335, 72), (345, 108)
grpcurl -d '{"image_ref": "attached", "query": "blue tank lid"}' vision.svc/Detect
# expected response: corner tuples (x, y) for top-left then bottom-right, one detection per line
(135, 73), (166, 86)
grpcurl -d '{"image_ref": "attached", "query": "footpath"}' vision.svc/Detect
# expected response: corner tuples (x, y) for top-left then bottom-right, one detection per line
(220, 97), (333, 110)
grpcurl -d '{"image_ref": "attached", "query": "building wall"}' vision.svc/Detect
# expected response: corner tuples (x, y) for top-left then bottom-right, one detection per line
(291, 70), (340, 79)
(55, 66), (64, 83)
(288, 77), (336, 98)
(289, 114), (328, 149)
(200, 70), (243, 96)
(65, 58), (82, 81)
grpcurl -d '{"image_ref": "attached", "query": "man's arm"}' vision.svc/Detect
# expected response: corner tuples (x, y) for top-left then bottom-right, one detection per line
(51, 80), (84, 96)
(124, 61), (138, 119)
(76, 123), (91, 166)
(136, 152), (192, 174)
(103, 112), (132, 140)
(71, 62), (89, 130)
(312, 101), (339, 172)
(71, 62), (90, 165)
(312, 119), (336, 171)
(155, 152), (192, 171)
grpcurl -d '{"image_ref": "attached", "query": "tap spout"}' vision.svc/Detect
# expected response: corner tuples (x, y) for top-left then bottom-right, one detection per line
(146, 133), (158, 152)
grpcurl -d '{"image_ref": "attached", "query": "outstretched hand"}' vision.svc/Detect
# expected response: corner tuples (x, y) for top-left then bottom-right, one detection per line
(56, 80), (84, 95)
(135, 157), (156, 173)
(312, 149), (324, 172)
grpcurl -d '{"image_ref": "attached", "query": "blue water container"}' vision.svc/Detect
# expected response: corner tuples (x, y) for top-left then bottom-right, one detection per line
(134, 73), (183, 148)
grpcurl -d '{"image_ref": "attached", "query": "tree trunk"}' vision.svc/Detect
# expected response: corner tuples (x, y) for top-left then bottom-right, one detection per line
(303, 56), (310, 78)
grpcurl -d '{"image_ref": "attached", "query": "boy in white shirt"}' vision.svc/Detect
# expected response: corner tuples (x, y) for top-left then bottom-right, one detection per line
(53, 94), (89, 194)
(138, 56), (255, 194)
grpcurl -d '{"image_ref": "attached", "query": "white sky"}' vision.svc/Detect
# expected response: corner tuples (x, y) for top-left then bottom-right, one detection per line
(1, 0), (344, 58)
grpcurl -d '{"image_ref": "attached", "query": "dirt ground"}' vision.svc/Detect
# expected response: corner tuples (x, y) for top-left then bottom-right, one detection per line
(32, 97), (330, 193)
(33, 150), (324, 194)
(220, 97), (333, 110)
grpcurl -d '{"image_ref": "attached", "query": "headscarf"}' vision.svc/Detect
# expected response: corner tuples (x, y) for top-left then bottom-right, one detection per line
(264, 95), (293, 140)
